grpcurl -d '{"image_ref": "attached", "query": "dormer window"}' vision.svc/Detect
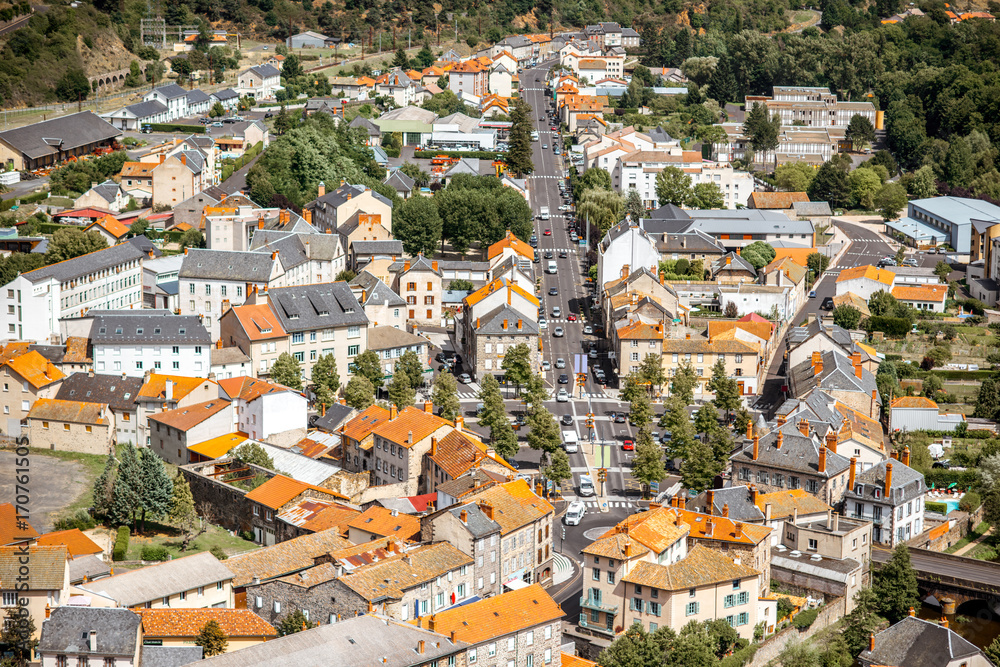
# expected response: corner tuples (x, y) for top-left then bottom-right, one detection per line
(115, 327), (123, 334)
(178, 328), (186, 335)
(136, 328), (143, 335)
(98, 327), (106, 334)
(874, 488), (882, 499)
(154, 328), (161, 334)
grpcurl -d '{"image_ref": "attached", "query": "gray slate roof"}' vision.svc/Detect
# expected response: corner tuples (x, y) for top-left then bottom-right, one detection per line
(314, 183), (393, 210)
(351, 239), (404, 256)
(185, 89), (211, 104)
(0, 112), (120, 160)
(39, 607), (140, 656)
(268, 282), (368, 333)
(56, 373), (143, 412)
(68, 553), (112, 585)
(185, 615), (467, 667)
(248, 64), (281, 78)
(687, 486), (764, 522)
(791, 201), (832, 216)
(858, 616), (984, 667)
(476, 304), (539, 335)
(88, 180), (122, 204)
(179, 248), (274, 281)
(444, 502), (501, 538)
(149, 83), (188, 100)
(123, 100), (168, 119)
(790, 349), (880, 403)
(731, 420), (851, 477)
(389, 255), (441, 275)
(141, 646), (203, 667)
(211, 88), (239, 101)
(384, 170), (415, 193)
(351, 271), (406, 308)
(79, 552), (233, 607)
(844, 459), (926, 507)
(656, 229), (725, 254)
(90, 310), (211, 346)
(23, 241), (146, 284)
(713, 252), (757, 275)
(312, 402), (355, 433)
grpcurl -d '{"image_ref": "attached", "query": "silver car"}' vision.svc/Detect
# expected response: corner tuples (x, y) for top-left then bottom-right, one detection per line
(554, 327), (564, 337)
(556, 388), (569, 402)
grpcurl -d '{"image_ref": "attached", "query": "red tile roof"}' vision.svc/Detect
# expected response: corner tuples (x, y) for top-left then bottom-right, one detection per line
(0, 503), (39, 546)
(36, 529), (103, 557)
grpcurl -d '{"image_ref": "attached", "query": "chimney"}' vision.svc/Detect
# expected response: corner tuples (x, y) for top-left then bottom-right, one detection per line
(165, 379), (174, 402)
(765, 503), (771, 521)
(706, 490), (715, 514)
(424, 400), (433, 415)
(455, 416), (464, 431)
(884, 462), (893, 497)
(746, 422), (753, 439)
(621, 264), (629, 279)
(818, 446), (827, 473)
(321, 403), (326, 417)
(347, 192), (352, 200)
(752, 434), (760, 461)
(869, 633), (876, 652)
(180, 154), (186, 166)
(88, 368), (95, 378)
(722, 503), (729, 518)
(404, 260), (411, 272)
(659, 271), (665, 285)
(318, 181), (326, 197)
(418, 640), (426, 654)
(734, 522), (743, 537)
(159, 154), (165, 163)
(811, 350), (821, 370)
(623, 540), (633, 557)
(432, 261), (439, 272)
(902, 446), (911, 467)
(726, 256), (732, 265)
(430, 436), (437, 456)
(89, 631), (97, 652)
(776, 431), (783, 450)
(271, 250), (278, 261)
(854, 356), (863, 380)
(777, 415), (787, 427)
(685, 332), (691, 340)
(832, 512), (839, 531)
(450, 630), (457, 644)
(849, 456), (857, 490)
(479, 501), (493, 520)
(825, 430), (837, 454)
(460, 509), (468, 523)
(826, 509), (832, 530)
(940, 616), (949, 629)
(407, 430), (413, 445)
(304, 208), (312, 224)
(705, 517), (714, 536)
(890, 450), (898, 461)
(750, 485), (759, 505)
(798, 419), (810, 437)
(390, 404), (398, 420)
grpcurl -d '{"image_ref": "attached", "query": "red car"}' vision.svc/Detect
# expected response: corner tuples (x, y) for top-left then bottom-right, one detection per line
(567, 313), (577, 322)
(551, 125), (558, 130)
(622, 439), (634, 451)
(543, 229), (552, 236)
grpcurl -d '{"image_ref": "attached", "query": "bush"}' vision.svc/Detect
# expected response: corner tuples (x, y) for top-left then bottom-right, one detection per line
(140, 544), (170, 561)
(145, 123), (206, 134)
(210, 545), (228, 560)
(113, 526), (130, 561)
(53, 509), (97, 532)
(924, 467), (979, 489)
(792, 607), (820, 630)
(865, 316), (913, 337)
(960, 491), (982, 512)
(413, 149), (504, 160)
(926, 501), (949, 514)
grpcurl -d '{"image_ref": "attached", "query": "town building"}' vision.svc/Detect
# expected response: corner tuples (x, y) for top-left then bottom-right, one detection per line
(0, 349), (65, 435)
(889, 396), (965, 433)
(135, 373), (218, 447)
(420, 500), (502, 598)
(148, 398), (235, 466)
(143, 83), (190, 121)
(789, 350), (881, 420)
(0, 112), (121, 171)
(843, 451), (926, 546)
(26, 398), (115, 455)
(38, 607), (142, 667)
(151, 151), (208, 208)
(0, 545), (70, 643)
(858, 614), (992, 667)
(75, 180), (127, 213)
(887, 196), (1000, 254)
(369, 405), (454, 494)
(101, 99), (170, 131)
(90, 310), (211, 378)
(307, 182), (394, 234)
(237, 64), (282, 100)
(136, 608), (276, 651)
(218, 376), (306, 444)
(78, 551), (235, 609)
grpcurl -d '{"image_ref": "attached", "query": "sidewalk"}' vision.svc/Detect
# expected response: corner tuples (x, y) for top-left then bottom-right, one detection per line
(953, 526), (994, 557)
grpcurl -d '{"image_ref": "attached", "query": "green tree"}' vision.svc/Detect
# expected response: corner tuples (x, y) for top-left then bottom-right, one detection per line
(448, 279), (474, 291)
(576, 167), (612, 195)
(431, 372), (461, 421)
(209, 101), (226, 117)
(311, 353), (340, 394)
(775, 162), (817, 192)
(945, 136), (975, 188)
(777, 642), (820, 667)
(868, 289), (897, 317)
(742, 102), (781, 167)
(872, 544), (920, 622)
(276, 609), (317, 636)
(169, 471), (195, 526)
(655, 166), (692, 207)
(740, 241), (776, 270)
(129, 219), (149, 237)
(905, 165), (938, 199)
(44, 228), (108, 264)
(92, 452), (116, 519)
(396, 350), (424, 390)
(934, 260), (952, 281)
(874, 182), (908, 221)
(477, 374), (507, 436)
(344, 375), (375, 410)
(352, 349), (384, 388)
(282, 54), (304, 78)
(392, 47), (410, 68)
(527, 406), (561, 461)
(623, 188), (646, 222)
(394, 196), (443, 256)
(501, 343), (533, 395)
(108, 442), (143, 529)
(809, 159), (852, 209)
(195, 620), (229, 656)
(399, 162), (431, 187)
(707, 52), (738, 104)
(544, 449), (572, 490)
(638, 353), (666, 395)
(0, 607), (38, 664)
(986, 636), (1000, 667)
(694, 403), (719, 435)
(670, 362), (699, 404)
(845, 114), (876, 151)
(832, 304), (862, 329)
(270, 352), (303, 390)
(522, 372), (548, 414)
(138, 448), (173, 533)
(842, 587), (882, 655)
(923, 373), (943, 398)
(680, 435), (723, 492)
(273, 105), (294, 135)
(688, 182), (725, 209)
(180, 228), (205, 249)
(506, 97), (534, 176)
(631, 428), (665, 496)
(230, 441), (276, 470)
(630, 391), (654, 429)
(849, 167), (882, 210)
(388, 371), (415, 408)
(807, 252), (830, 277)
(55, 68), (91, 101)
(576, 187), (624, 232)
(492, 419), (519, 460)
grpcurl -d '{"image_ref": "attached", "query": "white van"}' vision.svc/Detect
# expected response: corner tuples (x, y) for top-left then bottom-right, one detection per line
(579, 475), (595, 496)
(564, 500), (586, 525)
(562, 430), (579, 454)
(547, 261), (557, 274)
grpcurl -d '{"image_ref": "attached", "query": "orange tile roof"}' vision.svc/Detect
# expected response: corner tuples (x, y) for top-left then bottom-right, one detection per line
(429, 430), (490, 479)
(463, 277), (539, 309)
(561, 654), (597, 667)
(622, 545), (761, 591)
(137, 374), (215, 400)
(86, 215), (130, 239)
(763, 256), (807, 284)
(147, 399), (230, 431)
(772, 247), (819, 266)
(753, 489), (830, 519)
(300, 503), (362, 534)
(120, 161), (155, 178)
(341, 405), (390, 443)
(452, 60), (488, 73)
(707, 320), (774, 343)
(138, 608), (277, 639)
(595, 506), (690, 555)
(36, 528), (103, 557)
(346, 506), (421, 540)
(617, 320), (664, 340)
(229, 303), (287, 341)
(836, 265), (895, 285)
(0, 503), (39, 545)
(416, 584), (562, 643)
(891, 396), (939, 409)
(5, 350), (65, 388)
(225, 530), (351, 587)
(487, 231), (534, 261)
(245, 474), (347, 510)
(748, 192), (809, 209)
(677, 508), (771, 545)
(0, 342), (31, 365)
(28, 398), (109, 425)
(891, 284), (948, 303)
(371, 406), (450, 448)
(187, 432), (247, 459)
(219, 376), (296, 402)
(467, 479), (553, 536)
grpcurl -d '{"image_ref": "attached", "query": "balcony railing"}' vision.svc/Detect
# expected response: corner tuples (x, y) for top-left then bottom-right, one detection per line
(579, 614), (616, 635)
(580, 594), (618, 615)
(851, 513), (883, 525)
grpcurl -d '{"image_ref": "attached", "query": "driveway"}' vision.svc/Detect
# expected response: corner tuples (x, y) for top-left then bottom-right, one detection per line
(0, 449), (88, 533)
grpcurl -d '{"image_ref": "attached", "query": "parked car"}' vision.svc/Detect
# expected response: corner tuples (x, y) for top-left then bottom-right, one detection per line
(622, 439), (634, 451)
(555, 358), (566, 368)
(821, 296), (835, 310)
(458, 373), (472, 384)
(583, 325), (593, 334)
(542, 360), (551, 371)
(554, 327), (564, 337)
(561, 414), (574, 426)
(809, 290), (817, 298)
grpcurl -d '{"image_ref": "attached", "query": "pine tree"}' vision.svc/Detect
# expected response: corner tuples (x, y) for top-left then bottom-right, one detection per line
(92, 452), (116, 519)
(431, 372), (461, 421)
(311, 354), (340, 394)
(707, 53), (738, 105)
(169, 471), (195, 526)
(842, 587), (882, 655)
(344, 375), (375, 410)
(873, 544), (919, 622)
(138, 448), (173, 534)
(631, 428), (665, 496)
(629, 391), (653, 429)
(270, 352), (303, 390)
(109, 443), (143, 529)
(194, 620), (229, 656)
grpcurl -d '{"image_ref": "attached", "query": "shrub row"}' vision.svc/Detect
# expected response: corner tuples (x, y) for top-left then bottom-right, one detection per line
(929, 370), (995, 381)
(413, 150), (505, 160)
(792, 607), (820, 630)
(0, 190), (49, 211)
(926, 501), (950, 514)
(924, 467), (978, 489)
(916, 428), (993, 439)
(140, 544), (170, 561)
(112, 526), (130, 561)
(146, 123), (205, 134)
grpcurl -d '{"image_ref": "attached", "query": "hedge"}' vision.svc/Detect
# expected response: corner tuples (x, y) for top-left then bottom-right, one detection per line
(0, 190), (49, 211)
(221, 141), (264, 182)
(140, 544), (170, 561)
(792, 607), (819, 630)
(926, 501), (949, 514)
(413, 150), (506, 160)
(865, 316), (913, 337)
(915, 428), (993, 439)
(924, 467), (978, 489)
(113, 526), (130, 561)
(145, 123), (206, 134)
(960, 491), (982, 512)
(929, 370), (995, 381)
(384, 147), (400, 158)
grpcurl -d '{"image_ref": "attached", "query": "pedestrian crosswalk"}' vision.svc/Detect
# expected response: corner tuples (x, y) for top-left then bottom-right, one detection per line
(583, 501), (635, 509)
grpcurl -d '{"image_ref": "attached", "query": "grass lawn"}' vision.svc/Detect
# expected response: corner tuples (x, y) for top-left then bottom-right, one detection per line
(28, 447), (108, 517)
(945, 521), (990, 554)
(44, 196), (76, 207)
(124, 519), (258, 561)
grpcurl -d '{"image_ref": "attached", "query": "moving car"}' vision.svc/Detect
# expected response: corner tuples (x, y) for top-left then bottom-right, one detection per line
(561, 414), (573, 425)
(567, 313), (577, 322)
(549, 287), (558, 295)
(556, 388), (569, 402)
(579, 475), (595, 496)
(544, 229), (552, 236)
(564, 500), (586, 525)
(552, 306), (561, 317)
(583, 325), (593, 334)
(554, 327), (564, 337)
(459, 373), (472, 384)
(544, 252), (554, 259)
(613, 412), (626, 423)
(622, 439), (634, 451)
(542, 360), (551, 371)
(555, 358), (566, 368)
(558, 373), (569, 384)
